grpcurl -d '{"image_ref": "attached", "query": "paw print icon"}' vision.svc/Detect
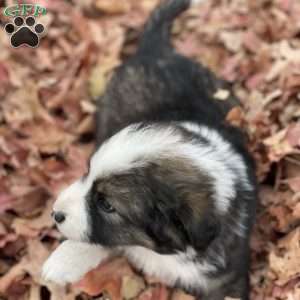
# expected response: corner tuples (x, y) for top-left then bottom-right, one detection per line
(4, 16), (45, 48)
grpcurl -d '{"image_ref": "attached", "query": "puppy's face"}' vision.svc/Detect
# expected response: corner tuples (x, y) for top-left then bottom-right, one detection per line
(52, 124), (219, 253)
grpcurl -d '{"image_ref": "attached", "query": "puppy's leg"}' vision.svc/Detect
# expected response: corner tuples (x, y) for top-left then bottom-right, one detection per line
(205, 290), (226, 300)
(226, 274), (250, 300)
(42, 240), (110, 284)
(207, 274), (249, 300)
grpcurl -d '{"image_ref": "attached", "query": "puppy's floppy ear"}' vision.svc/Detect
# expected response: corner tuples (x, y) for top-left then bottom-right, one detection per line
(146, 206), (187, 254)
(180, 211), (220, 252)
(147, 203), (220, 254)
(143, 159), (220, 253)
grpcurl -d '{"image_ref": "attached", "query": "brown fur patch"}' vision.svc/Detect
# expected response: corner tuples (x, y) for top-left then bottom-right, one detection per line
(89, 155), (215, 252)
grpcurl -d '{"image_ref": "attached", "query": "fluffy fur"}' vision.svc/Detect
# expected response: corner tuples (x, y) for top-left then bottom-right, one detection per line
(42, 1), (257, 299)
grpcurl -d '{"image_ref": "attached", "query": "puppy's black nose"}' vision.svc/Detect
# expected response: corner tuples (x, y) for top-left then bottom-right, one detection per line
(52, 211), (66, 224)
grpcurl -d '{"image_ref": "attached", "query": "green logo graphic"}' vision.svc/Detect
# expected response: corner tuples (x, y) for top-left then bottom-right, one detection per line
(3, 4), (47, 18)
(3, 4), (47, 48)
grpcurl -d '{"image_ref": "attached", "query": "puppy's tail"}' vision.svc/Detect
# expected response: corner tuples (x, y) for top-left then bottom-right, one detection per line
(138, 0), (204, 55)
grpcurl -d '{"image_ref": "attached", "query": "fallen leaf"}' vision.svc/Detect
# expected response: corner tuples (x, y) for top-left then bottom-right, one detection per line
(287, 177), (300, 193)
(12, 200), (54, 238)
(95, 0), (131, 14)
(22, 121), (75, 154)
(286, 123), (300, 147)
(264, 128), (296, 162)
(121, 275), (146, 299)
(226, 106), (244, 127)
(137, 285), (169, 300)
(0, 233), (18, 249)
(76, 258), (134, 297)
(219, 31), (243, 53)
(89, 57), (120, 99)
(269, 228), (300, 285)
(0, 193), (14, 213)
(171, 290), (195, 300)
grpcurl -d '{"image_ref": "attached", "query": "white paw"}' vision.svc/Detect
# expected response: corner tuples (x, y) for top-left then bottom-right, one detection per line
(42, 240), (110, 285)
(42, 255), (84, 284)
(42, 246), (87, 284)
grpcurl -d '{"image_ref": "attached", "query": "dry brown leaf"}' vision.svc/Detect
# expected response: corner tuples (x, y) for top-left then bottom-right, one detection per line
(12, 200), (54, 238)
(226, 106), (244, 127)
(219, 31), (243, 53)
(286, 123), (300, 147)
(0, 193), (13, 214)
(268, 205), (295, 232)
(269, 228), (300, 285)
(0, 239), (48, 293)
(279, 40), (300, 63)
(292, 202), (300, 218)
(95, 0), (131, 14)
(12, 187), (49, 218)
(0, 221), (6, 235)
(121, 275), (145, 299)
(76, 258), (134, 297)
(171, 290), (195, 300)
(22, 122), (75, 154)
(265, 60), (288, 82)
(2, 81), (51, 126)
(264, 128), (295, 162)
(287, 177), (300, 193)
(262, 89), (283, 107)
(137, 285), (169, 300)
(89, 57), (120, 99)
(242, 30), (264, 54)
(0, 233), (18, 249)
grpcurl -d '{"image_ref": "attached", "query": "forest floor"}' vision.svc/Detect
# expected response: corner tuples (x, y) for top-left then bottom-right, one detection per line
(0, 0), (300, 299)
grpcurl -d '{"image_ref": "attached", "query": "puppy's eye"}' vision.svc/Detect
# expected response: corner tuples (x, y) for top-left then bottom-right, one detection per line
(99, 200), (115, 213)
(97, 193), (115, 213)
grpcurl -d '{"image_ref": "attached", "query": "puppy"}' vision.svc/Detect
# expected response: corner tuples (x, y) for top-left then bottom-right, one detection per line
(42, 0), (257, 299)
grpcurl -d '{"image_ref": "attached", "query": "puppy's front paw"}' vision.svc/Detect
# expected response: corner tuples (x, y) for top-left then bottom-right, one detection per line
(42, 248), (86, 284)
(42, 240), (110, 285)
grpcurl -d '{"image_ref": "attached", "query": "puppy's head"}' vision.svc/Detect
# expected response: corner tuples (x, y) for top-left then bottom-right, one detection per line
(52, 124), (220, 253)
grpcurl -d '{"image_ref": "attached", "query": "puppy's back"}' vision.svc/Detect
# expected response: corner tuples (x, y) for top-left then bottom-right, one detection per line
(96, 0), (238, 144)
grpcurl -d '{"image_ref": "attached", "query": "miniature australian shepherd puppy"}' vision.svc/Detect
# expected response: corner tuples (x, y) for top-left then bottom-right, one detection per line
(42, 0), (257, 299)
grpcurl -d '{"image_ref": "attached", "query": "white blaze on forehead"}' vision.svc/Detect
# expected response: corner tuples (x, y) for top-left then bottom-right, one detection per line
(88, 124), (183, 181)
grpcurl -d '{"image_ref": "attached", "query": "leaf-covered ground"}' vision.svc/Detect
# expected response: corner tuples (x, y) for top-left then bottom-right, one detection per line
(0, 0), (299, 299)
